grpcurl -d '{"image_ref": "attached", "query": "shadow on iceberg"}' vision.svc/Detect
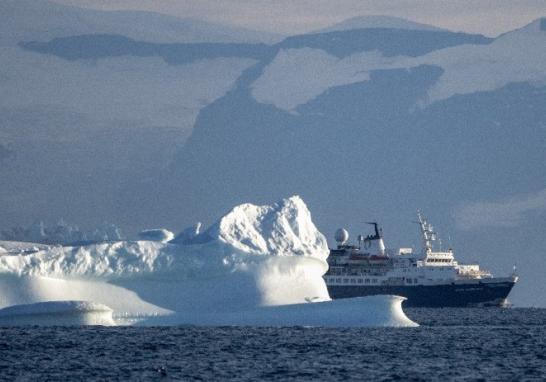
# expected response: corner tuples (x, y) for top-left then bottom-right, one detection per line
(0, 301), (115, 326)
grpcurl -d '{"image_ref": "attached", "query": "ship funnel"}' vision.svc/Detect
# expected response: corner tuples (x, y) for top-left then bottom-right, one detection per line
(366, 222), (381, 238)
(335, 228), (349, 244)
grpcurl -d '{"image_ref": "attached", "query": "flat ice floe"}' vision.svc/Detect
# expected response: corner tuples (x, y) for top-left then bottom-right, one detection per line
(0, 300), (115, 326)
(140, 295), (416, 327)
(0, 196), (417, 327)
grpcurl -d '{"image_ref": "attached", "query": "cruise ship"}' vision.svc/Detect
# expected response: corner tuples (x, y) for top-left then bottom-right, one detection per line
(324, 213), (518, 307)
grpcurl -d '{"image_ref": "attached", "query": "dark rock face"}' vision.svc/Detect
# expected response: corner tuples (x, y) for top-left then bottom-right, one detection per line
(278, 28), (491, 58)
(20, 34), (272, 64)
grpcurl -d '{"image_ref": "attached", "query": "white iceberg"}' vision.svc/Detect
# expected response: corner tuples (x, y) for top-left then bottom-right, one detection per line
(0, 196), (417, 327)
(140, 295), (415, 327)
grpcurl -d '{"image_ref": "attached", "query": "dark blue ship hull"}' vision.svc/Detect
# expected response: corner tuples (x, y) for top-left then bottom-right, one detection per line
(327, 280), (516, 307)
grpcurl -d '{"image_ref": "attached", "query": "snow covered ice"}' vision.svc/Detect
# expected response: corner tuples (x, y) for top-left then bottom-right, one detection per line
(0, 196), (416, 327)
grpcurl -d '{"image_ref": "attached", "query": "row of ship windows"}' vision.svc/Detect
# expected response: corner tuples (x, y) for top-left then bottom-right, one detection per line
(329, 269), (386, 275)
(328, 278), (379, 284)
(402, 267), (448, 272)
(327, 277), (420, 284)
(427, 258), (451, 263)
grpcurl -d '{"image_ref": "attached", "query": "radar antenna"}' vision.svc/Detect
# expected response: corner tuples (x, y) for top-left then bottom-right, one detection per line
(416, 210), (436, 254)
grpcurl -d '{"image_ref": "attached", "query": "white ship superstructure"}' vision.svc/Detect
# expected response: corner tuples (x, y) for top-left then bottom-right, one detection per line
(325, 213), (518, 307)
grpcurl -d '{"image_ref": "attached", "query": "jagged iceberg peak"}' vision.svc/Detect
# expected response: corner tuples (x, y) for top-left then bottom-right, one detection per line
(0, 196), (328, 280)
(204, 195), (329, 259)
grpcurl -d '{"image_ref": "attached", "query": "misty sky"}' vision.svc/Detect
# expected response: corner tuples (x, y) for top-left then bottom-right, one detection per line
(52, 0), (546, 37)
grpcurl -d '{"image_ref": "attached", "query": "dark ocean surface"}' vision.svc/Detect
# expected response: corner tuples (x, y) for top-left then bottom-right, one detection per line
(0, 308), (544, 381)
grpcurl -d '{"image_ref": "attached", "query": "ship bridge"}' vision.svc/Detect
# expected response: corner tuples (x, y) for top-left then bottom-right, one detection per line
(424, 251), (455, 265)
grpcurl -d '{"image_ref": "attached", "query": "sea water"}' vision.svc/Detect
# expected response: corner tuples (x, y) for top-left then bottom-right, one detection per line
(0, 308), (544, 381)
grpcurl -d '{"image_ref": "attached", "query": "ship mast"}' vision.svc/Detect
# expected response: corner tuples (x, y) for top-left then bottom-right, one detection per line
(417, 211), (436, 254)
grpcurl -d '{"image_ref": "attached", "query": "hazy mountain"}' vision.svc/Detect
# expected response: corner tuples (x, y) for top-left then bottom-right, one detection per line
(315, 15), (445, 33)
(0, 1), (265, 232)
(1, 1), (545, 306)
(136, 19), (544, 306)
(0, 0), (282, 45)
